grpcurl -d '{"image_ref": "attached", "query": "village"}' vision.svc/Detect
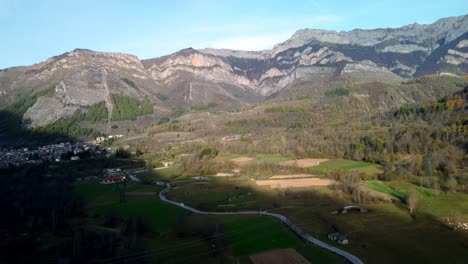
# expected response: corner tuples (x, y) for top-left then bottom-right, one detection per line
(0, 135), (125, 168)
(0, 142), (97, 167)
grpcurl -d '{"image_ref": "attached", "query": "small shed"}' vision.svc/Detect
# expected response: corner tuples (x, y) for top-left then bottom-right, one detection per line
(332, 205), (368, 214)
(162, 161), (175, 167)
(328, 232), (349, 245)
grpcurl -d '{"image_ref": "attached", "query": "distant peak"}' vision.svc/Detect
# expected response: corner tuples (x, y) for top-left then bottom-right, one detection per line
(173, 47), (202, 57)
(72, 48), (94, 53)
(73, 48), (94, 52)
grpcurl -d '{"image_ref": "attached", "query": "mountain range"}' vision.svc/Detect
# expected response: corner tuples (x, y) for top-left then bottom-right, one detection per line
(0, 14), (467, 129)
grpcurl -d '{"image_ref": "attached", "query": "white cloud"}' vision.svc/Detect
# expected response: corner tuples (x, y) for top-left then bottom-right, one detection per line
(207, 32), (293, 51)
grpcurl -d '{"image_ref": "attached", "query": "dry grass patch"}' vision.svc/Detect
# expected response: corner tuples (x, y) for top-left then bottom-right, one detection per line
(270, 174), (317, 179)
(255, 178), (335, 188)
(215, 172), (235, 177)
(249, 248), (311, 264)
(359, 185), (399, 202)
(230, 156), (254, 164)
(279, 159), (329, 168)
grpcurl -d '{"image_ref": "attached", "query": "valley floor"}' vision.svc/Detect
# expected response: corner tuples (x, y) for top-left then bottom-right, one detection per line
(73, 157), (468, 264)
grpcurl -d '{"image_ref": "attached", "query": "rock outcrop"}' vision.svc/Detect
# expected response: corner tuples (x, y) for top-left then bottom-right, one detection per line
(0, 15), (467, 127)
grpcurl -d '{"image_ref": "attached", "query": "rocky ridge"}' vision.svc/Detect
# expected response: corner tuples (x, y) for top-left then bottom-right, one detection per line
(0, 15), (467, 127)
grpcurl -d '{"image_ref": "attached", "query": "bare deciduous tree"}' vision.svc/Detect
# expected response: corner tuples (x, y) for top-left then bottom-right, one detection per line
(406, 189), (420, 215)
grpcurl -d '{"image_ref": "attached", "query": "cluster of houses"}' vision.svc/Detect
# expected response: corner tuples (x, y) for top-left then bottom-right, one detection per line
(94, 134), (123, 144)
(0, 142), (96, 168)
(220, 133), (253, 143)
(220, 134), (242, 142)
(101, 175), (126, 184)
(328, 232), (349, 245)
(100, 168), (126, 184)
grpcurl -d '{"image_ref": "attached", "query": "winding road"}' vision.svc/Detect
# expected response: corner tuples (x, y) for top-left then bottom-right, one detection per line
(159, 183), (364, 264)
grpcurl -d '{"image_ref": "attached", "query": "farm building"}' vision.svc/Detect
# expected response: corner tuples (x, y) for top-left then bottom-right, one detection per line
(328, 232), (349, 244)
(332, 205), (368, 214)
(162, 161), (175, 167)
(100, 176), (126, 184)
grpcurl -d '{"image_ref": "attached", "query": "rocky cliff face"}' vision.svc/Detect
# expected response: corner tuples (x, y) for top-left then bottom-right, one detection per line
(0, 15), (467, 127)
(195, 14), (468, 95)
(158, 15), (467, 96)
(273, 15), (468, 54)
(142, 48), (263, 109)
(1, 49), (166, 127)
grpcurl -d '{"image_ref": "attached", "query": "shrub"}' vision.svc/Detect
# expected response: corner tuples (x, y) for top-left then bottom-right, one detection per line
(200, 147), (218, 158)
(121, 78), (137, 89)
(172, 108), (185, 118)
(444, 176), (458, 192)
(406, 189), (420, 215)
(156, 94), (168, 101)
(191, 103), (218, 111)
(264, 106), (307, 113)
(325, 87), (349, 97)
(147, 161), (164, 168)
(115, 148), (131, 158)
(158, 117), (170, 125)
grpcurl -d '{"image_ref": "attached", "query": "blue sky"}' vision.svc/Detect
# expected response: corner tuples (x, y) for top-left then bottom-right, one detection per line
(1, 0), (467, 69)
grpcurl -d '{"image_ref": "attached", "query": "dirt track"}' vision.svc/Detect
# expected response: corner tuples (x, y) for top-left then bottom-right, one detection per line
(249, 248), (311, 264)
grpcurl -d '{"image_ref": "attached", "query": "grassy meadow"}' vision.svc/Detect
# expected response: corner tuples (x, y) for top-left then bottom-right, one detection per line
(73, 179), (345, 263)
(308, 159), (382, 175)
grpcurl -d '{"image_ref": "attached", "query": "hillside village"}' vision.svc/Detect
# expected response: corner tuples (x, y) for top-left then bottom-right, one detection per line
(0, 142), (96, 167)
(0, 134), (125, 167)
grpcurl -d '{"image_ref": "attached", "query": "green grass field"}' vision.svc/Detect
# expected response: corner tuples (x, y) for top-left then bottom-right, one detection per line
(251, 154), (291, 164)
(74, 180), (348, 263)
(136, 166), (182, 181)
(224, 216), (347, 263)
(365, 180), (468, 220)
(74, 171), (468, 264)
(308, 159), (381, 175)
(363, 181), (407, 200)
(74, 181), (188, 231)
(278, 199), (468, 264)
(214, 154), (291, 164)
(167, 182), (266, 210)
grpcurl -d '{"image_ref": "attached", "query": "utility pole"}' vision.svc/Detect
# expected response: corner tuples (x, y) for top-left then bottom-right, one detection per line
(117, 177), (127, 203)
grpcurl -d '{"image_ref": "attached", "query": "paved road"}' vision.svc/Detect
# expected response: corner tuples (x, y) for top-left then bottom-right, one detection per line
(159, 183), (364, 264)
